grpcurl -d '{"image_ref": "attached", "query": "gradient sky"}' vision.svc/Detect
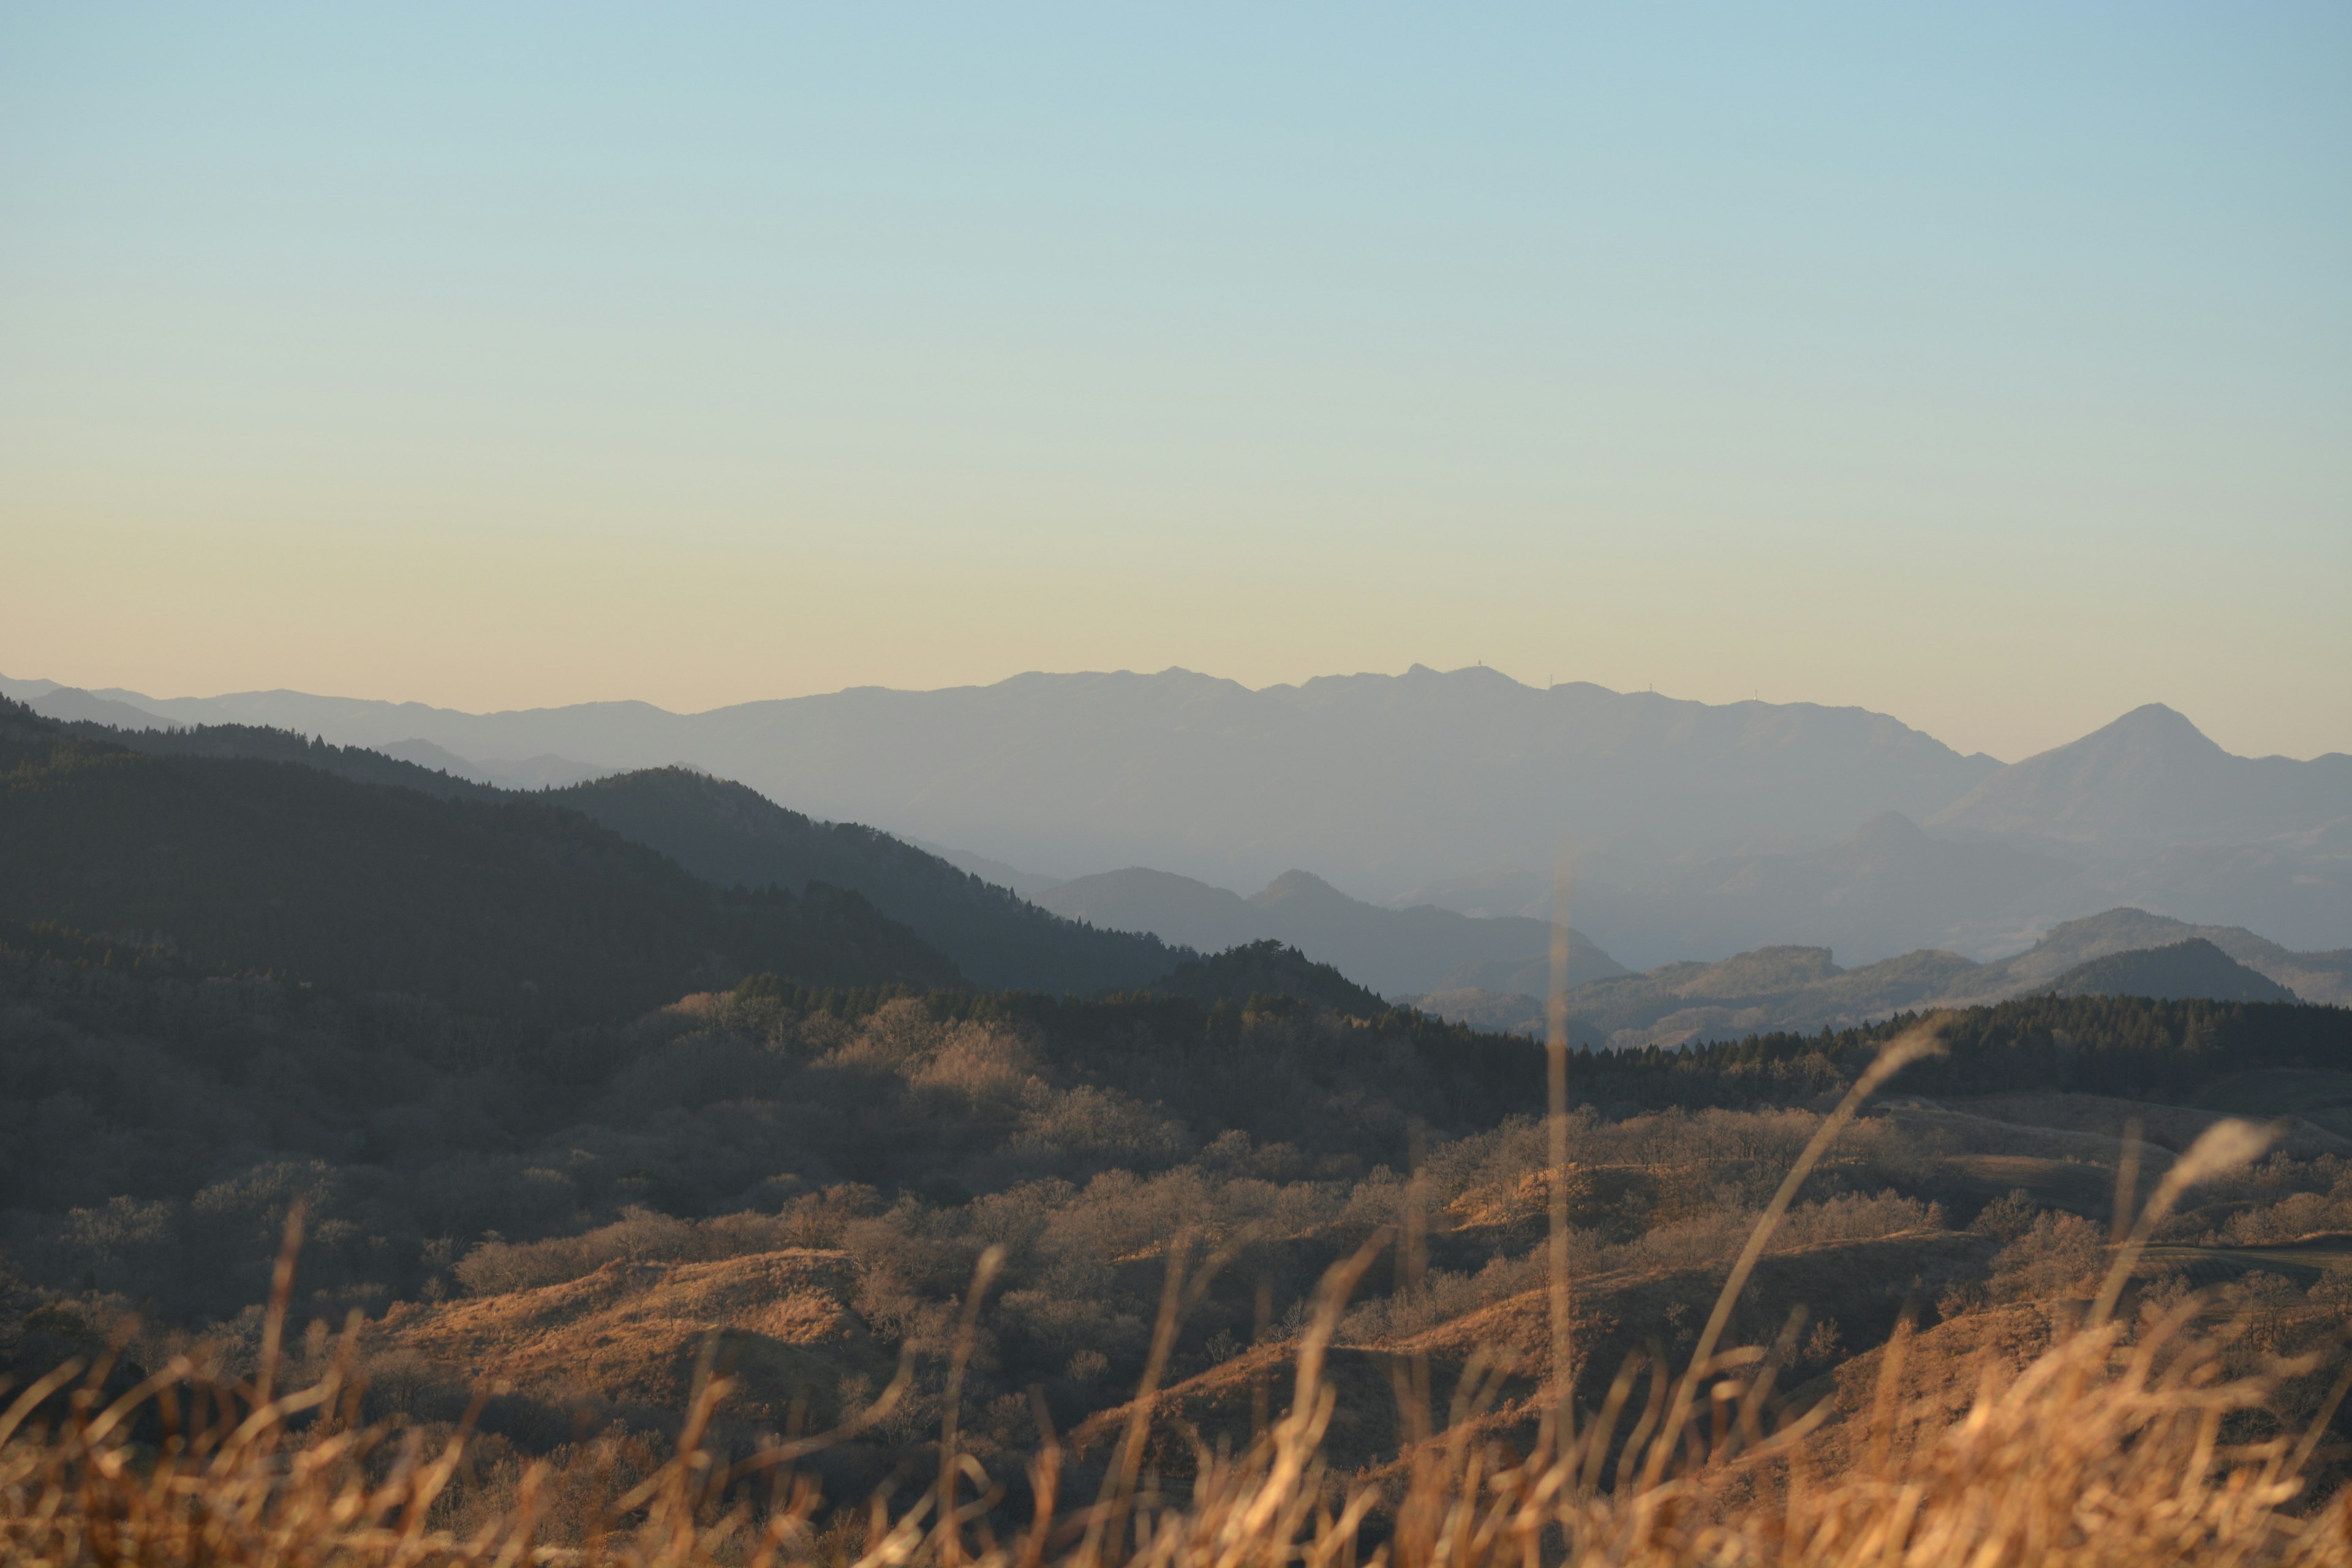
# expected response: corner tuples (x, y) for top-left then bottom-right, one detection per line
(4, 4), (2346, 763)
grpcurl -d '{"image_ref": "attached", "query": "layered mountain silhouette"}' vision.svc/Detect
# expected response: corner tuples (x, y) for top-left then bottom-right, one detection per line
(1035, 866), (1624, 998)
(1416, 907), (2350, 1047)
(6, 669), (2343, 961)
(546, 769), (1178, 993)
(0, 666), (2000, 889)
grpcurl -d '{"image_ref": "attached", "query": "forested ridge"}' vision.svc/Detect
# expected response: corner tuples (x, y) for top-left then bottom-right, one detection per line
(0, 700), (959, 1023)
(56, 712), (1186, 995)
(550, 767), (1179, 993)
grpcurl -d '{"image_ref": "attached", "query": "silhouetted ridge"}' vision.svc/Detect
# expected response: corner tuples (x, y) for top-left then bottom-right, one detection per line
(0, 699), (958, 1023)
(549, 767), (1180, 993)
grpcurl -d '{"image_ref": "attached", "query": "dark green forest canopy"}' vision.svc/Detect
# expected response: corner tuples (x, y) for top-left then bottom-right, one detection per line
(2050, 938), (2299, 1005)
(1576, 993), (2352, 1109)
(0, 701), (959, 1024)
(1135, 938), (1391, 1016)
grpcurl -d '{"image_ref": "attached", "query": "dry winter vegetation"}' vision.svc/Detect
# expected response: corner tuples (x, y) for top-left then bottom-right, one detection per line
(10, 947), (2352, 1562)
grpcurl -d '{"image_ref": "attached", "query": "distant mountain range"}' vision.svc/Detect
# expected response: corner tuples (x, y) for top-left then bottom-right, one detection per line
(1416, 907), (2351, 1047)
(4, 668), (2344, 964)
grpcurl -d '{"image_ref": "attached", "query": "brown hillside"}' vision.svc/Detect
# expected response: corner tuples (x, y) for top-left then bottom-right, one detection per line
(375, 1250), (889, 1429)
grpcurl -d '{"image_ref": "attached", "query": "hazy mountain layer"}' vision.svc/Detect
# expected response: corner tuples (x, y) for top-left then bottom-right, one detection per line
(11, 669), (2342, 960)
(6, 667), (2000, 893)
(1931, 704), (2352, 848)
(1569, 809), (2352, 965)
(1036, 865), (1624, 998)
(1417, 907), (2352, 1047)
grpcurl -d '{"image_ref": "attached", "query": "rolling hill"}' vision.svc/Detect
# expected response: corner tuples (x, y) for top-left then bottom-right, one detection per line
(2048, 938), (2300, 1003)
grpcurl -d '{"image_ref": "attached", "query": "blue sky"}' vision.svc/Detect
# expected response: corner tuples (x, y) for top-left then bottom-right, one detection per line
(4, 4), (2346, 760)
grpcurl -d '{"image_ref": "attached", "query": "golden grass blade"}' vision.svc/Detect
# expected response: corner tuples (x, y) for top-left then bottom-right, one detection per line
(1642, 1020), (1943, 1488)
(2090, 1117), (2277, 1329)
(254, 1199), (306, 1411)
(938, 1243), (1007, 1567)
(1545, 845), (1576, 1460)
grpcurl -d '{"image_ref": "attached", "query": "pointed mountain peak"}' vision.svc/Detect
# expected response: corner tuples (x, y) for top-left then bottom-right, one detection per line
(2073, 703), (2225, 758)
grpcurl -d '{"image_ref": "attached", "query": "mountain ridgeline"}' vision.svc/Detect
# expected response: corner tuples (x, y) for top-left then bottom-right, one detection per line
(15, 668), (2345, 962)
(0, 702), (960, 1025)
(32, 707), (1187, 1003)
(548, 767), (1179, 994)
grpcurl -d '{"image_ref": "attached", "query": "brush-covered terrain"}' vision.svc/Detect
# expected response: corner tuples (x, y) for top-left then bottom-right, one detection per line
(8, 908), (2352, 1547)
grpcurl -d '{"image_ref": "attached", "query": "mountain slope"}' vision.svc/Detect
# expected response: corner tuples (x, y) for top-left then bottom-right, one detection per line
(546, 768), (1180, 993)
(1037, 865), (1624, 998)
(29, 671), (2343, 959)
(1937, 908), (2352, 1007)
(1038, 868), (1270, 954)
(2049, 939), (2300, 1004)
(21, 685), (175, 729)
(1929, 704), (2352, 847)
(0, 702), (958, 1023)
(53, 718), (1180, 995)
(1575, 812), (2078, 967)
(1247, 870), (1627, 995)
(29, 667), (2000, 899)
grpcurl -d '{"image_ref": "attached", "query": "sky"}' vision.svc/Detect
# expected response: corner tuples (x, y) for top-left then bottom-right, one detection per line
(3, 5), (2346, 763)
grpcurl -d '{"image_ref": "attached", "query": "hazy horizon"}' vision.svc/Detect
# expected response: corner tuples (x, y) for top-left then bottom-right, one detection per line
(11, 661), (2349, 767)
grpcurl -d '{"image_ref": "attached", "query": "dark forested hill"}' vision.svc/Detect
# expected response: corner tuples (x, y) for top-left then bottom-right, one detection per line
(0, 701), (959, 1022)
(58, 717), (1183, 995)
(545, 768), (1180, 993)
(2050, 938), (2300, 1004)
(1147, 939), (1391, 1017)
